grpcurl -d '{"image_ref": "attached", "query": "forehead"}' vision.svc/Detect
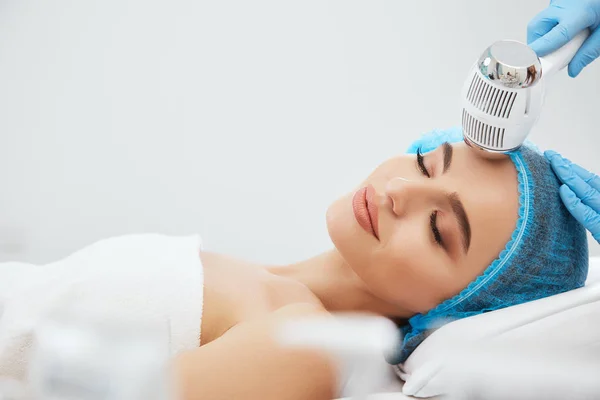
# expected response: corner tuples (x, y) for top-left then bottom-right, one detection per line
(447, 143), (519, 272)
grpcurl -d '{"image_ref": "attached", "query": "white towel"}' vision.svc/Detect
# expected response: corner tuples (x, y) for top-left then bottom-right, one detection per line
(0, 234), (205, 382)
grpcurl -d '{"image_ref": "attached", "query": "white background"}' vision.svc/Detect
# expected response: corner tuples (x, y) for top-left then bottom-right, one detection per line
(1, 0), (599, 264)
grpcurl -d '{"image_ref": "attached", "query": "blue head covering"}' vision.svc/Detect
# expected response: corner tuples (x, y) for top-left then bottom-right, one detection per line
(390, 127), (589, 364)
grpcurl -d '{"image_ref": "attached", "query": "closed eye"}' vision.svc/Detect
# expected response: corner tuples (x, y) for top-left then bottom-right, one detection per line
(430, 211), (444, 248)
(416, 147), (430, 178)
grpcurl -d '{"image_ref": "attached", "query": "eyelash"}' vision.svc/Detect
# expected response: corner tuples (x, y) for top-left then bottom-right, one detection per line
(416, 147), (444, 249)
(430, 211), (444, 248)
(416, 147), (430, 178)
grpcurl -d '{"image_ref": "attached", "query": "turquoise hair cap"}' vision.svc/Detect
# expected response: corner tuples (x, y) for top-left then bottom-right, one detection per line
(390, 127), (589, 364)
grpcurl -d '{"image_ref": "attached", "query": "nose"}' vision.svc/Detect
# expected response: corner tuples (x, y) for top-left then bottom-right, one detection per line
(385, 177), (438, 217)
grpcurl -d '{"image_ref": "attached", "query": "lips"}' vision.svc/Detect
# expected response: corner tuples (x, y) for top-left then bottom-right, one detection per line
(352, 185), (379, 239)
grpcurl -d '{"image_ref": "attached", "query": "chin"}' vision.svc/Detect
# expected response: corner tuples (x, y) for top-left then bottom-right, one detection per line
(326, 194), (353, 249)
(326, 193), (370, 272)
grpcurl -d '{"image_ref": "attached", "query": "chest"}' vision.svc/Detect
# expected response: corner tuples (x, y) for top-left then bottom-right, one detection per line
(199, 253), (317, 345)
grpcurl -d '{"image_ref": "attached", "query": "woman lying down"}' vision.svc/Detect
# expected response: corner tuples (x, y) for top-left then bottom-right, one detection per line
(0, 128), (588, 399)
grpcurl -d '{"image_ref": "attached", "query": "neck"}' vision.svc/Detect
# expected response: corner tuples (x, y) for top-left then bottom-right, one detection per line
(268, 250), (407, 318)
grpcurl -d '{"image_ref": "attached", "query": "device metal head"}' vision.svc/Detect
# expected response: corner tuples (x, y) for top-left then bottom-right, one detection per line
(461, 40), (543, 159)
(461, 30), (589, 159)
(478, 40), (543, 89)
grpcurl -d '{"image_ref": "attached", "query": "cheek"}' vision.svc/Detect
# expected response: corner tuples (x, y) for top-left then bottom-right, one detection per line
(367, 224), (454, 313)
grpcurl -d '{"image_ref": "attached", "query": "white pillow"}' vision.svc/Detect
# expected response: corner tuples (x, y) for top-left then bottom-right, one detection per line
(396, 258), (600, 398)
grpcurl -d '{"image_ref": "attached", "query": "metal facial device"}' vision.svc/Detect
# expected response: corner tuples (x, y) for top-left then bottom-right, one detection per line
(461, 30), (589, 158)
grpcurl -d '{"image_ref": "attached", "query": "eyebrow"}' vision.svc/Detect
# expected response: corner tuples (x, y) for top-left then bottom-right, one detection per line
(447, 192), (471, 253)
(442, 142), (453, 173)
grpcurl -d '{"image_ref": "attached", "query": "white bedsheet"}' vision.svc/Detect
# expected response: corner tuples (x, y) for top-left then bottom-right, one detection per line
(336, 376), (407, 400)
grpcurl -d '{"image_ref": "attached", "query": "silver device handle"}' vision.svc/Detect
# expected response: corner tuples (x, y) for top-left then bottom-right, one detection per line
(540, 29), (590, 79)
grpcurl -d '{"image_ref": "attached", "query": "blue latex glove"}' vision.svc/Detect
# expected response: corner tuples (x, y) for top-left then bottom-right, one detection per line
(546, 150), (600, 242)
(527, 0), (600, 77)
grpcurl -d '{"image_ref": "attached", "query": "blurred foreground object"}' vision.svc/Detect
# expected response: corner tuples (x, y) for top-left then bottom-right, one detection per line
(277, 314), (400, 400)
(0, 377), (27, 399)
(29, 307), (173, 400)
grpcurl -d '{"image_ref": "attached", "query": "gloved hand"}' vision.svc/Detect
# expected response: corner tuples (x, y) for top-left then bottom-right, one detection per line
(527, 0), (600, 77)
(545, 150), (600, 243)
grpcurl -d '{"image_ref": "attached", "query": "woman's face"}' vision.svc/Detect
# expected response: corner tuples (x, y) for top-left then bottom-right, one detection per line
(326, 141), (519, 315)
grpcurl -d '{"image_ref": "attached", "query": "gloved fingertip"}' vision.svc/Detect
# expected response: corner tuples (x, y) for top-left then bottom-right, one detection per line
(559, 184), (577, 204)
(568, 62), (581, 78)
(528, 41), (543, 56)
(545, 151), (568, 170)
(556, 162), (575, 181)
(526, 31), (539, 46)
(560, 154), (574, 166)
(559, 184), (572, 195)
(528, 35), (559, 57)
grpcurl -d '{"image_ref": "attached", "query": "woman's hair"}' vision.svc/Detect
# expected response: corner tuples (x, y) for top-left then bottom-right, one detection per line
(390, 127), (589, 364)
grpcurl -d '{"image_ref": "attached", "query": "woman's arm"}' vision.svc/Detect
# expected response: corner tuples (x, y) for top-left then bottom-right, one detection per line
(172, 303), (338, 400)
